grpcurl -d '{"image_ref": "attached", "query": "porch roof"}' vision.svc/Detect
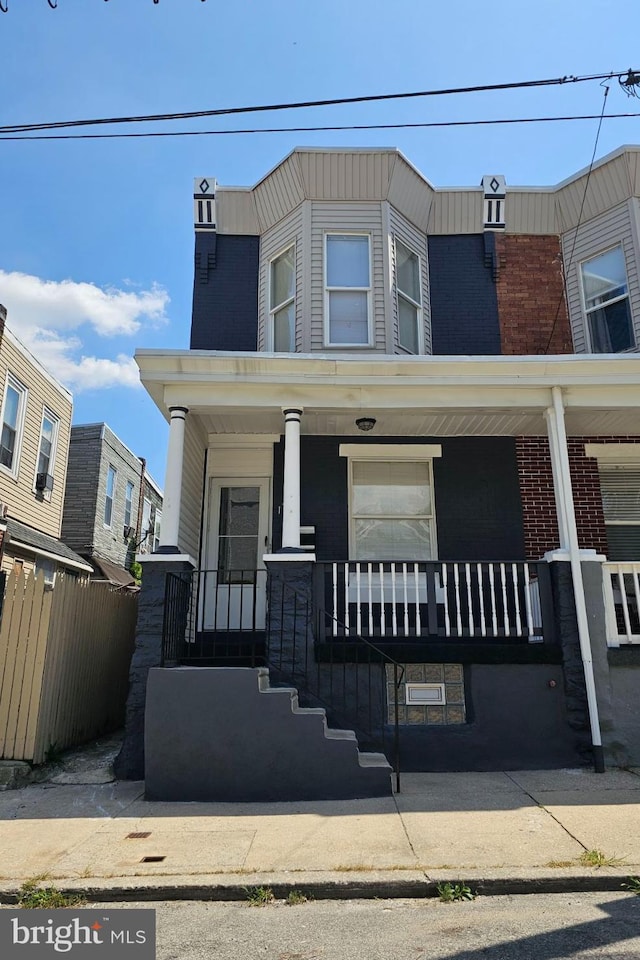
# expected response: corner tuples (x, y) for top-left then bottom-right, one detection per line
(135, 350), (640, 438)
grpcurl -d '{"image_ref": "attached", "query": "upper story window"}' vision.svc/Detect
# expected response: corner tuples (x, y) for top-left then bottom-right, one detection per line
(269, 245), (295, 352)
(140, 497), (153, 553)
(153, 508), (162, 552)
(104, 465), (117, 527)
(325, 234), (371, 346)
(35, 408), (59, 493)
(124, 480), (135, 529)
(396, 239), (422, 354)
(581, 246), (635, 352)
(0, 373), (27, 478)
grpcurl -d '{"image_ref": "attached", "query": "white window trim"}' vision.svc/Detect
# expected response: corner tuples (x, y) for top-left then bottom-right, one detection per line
(139, 496), (153, 553)
(579, 243), (635, 353)
(585, 443), (640, 463)
(324, 232), (373, 348)
(153, 508), (163, 552)
(268, 242), (296, 352)
(124, 479), (135, 529)
(395, 237), (424, 355)
(104, 464), (117, 529)
(0, 372), (28, 481)
(340, 445), (441, 562)
(33, 405), (60, 495)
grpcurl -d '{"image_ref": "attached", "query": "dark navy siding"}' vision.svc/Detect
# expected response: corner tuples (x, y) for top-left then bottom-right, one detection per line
(428, 235), (501, 355)
(190, 233), (259, 351)
(272, 436), (524, 560)
(433, 437), (525, 560)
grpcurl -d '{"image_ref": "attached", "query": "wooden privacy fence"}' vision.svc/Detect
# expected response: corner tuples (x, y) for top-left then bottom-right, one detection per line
(0, 571), (138, 764)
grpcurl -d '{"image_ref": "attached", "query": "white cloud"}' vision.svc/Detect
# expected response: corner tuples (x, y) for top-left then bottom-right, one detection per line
(0, 270), (169, 392)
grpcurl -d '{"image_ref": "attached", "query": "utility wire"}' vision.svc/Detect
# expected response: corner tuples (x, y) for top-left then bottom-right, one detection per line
(0, 111), (638, 142)
(0, 70), (634, 134)
(543, 86), (610, 354)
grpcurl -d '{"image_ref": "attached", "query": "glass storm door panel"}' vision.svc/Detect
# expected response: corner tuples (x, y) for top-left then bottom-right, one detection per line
(203, 479), (269, 630)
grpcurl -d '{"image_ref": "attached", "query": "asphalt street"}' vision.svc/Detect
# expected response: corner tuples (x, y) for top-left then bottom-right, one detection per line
(89, 892), (640, 960)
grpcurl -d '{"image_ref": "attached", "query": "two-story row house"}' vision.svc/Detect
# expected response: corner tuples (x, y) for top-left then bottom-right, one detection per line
(0, 305), (92, 584)
(61, 424), (163, 586)
(118, 145), (640, 800)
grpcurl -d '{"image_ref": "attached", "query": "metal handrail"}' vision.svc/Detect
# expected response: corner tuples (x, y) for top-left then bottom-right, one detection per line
(267, 573), (404, 792)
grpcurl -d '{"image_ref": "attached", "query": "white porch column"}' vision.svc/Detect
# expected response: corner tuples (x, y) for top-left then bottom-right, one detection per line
(548, 386), (604, 771)
(544, 406), (570, 551)
(281, 407), (303, 550)
(159, 405), (188, 551)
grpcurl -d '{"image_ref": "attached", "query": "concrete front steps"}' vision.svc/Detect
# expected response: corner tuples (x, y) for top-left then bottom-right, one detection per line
(145, 666), (392, 802)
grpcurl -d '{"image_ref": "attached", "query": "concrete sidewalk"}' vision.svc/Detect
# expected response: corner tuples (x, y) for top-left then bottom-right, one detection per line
(1, 759), (640, 901)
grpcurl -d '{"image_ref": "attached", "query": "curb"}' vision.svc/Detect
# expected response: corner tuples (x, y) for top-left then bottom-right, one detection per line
(0, 874), (634, 904)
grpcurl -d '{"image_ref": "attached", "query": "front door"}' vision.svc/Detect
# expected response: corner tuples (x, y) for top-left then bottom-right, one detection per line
(202, 478), (270, 631)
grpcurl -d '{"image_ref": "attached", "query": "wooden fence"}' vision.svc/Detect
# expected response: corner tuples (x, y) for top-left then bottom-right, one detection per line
(0, 571), (138, 764)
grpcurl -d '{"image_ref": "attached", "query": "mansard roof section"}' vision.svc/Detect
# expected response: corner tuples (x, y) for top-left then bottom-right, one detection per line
(211, 143), (640, 237)
(553, 144), (640, 232)
(214, 147), (435, 234)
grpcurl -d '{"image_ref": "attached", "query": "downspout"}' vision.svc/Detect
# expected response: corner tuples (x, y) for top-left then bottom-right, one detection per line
(550, 385), (604, 772)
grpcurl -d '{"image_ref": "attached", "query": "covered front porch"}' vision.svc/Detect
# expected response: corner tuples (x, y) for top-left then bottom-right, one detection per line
(124, 351), (640, 779)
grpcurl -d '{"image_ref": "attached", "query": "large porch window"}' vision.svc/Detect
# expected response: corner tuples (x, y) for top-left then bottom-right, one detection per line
(599, 464), (640, 560)
(349, 459), (436, 561)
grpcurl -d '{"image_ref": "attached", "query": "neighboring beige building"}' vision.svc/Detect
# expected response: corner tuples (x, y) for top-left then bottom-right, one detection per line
(0, 305), (92, 582)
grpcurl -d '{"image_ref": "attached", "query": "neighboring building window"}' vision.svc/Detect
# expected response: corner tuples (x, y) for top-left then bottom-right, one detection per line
(140, 497), (152, 553)
(35, 408), (59, 485)
(599, 465), (640, 560)
(350, 459), (436, 560)
(396, 239), (422, 354)
(124, 480), (135, 529)
(581, 246), (634, 352)
(269, 245), (295, 352)
(104, 465), (117, 527)
(153, 509), (162, 552)
(325, 234), (371, 345)
(35, 556), (56, 589)
(0, 374), (27, 477)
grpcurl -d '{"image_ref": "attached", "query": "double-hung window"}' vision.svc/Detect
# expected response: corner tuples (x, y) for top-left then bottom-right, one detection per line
(325, 234), (371, 345)
(269, 245), (295, 352)
(124, 480), (135, 530)
(153, 509), (162, 552)
(140, 497), (152, 553)
(0, 374), (27, 477)
(350, 459), (436, 561)
(581, 246), (635, 352)
(35, 408), (59, 488)
(104, 465), (117, 527)
(396, 239), (422, 354)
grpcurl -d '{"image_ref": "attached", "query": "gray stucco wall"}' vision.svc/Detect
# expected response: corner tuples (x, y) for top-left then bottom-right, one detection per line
(145, 667), (392, 801)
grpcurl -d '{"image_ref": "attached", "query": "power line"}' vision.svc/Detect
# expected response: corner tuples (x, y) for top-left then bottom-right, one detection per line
(0, 111), (638, 142)
(0, 70), (636, 135)
(543, 86), (610, 354)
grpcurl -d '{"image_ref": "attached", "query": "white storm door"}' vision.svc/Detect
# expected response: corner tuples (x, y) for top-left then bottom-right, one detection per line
(203, 478), (270, 630)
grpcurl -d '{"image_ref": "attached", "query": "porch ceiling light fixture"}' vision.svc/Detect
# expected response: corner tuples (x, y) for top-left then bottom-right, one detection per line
(355, 417), (376, 432)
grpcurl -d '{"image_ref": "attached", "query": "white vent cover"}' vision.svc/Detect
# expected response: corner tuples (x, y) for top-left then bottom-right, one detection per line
(482, 174), (506, 229)
(405, 682), (446, 705)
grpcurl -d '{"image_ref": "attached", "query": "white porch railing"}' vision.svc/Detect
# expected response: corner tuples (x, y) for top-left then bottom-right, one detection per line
(603, 562), (640, 646)
(326, 561), (545, 641)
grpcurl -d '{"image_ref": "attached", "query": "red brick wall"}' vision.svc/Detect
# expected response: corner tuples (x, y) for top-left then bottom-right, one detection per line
(495, 235), (573, 355)
(516, 436), (640, 560)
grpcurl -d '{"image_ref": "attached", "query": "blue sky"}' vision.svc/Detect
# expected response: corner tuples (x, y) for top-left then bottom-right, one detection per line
(0, 0), (639, 485)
